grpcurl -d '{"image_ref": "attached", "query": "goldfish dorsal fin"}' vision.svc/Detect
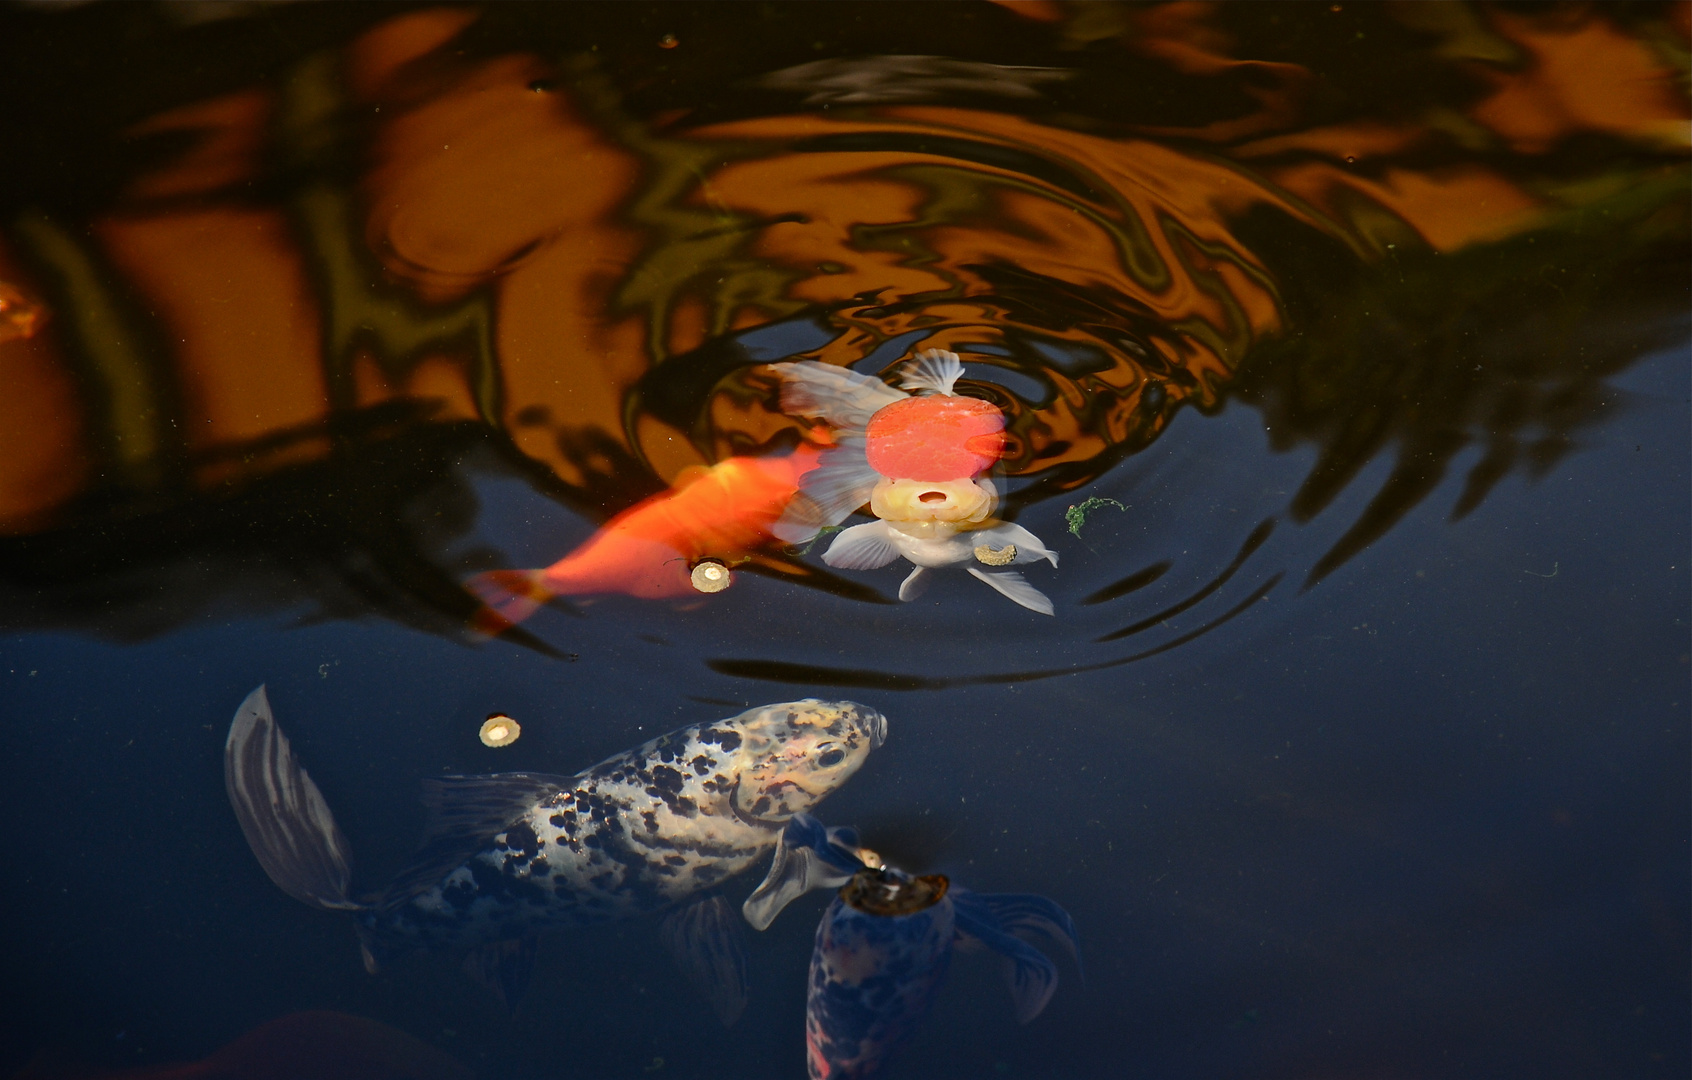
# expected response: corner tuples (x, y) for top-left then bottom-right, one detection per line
(898, 349), (965, 395)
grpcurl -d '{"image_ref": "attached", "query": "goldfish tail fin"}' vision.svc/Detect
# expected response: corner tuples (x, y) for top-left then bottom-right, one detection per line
(465, 570), (553, 628)
(898, 348), (964, 395)
(224, 686), (362, 913)
(771, 360), (906, 429)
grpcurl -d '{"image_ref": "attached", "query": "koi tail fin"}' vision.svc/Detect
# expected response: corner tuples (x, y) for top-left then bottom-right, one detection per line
(224, 686), (362, 913)
(465, 569), (553, 630)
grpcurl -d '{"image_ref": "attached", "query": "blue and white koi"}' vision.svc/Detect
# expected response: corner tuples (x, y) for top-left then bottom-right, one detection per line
(744, 815), (1080, 1079)
(771, 350), (1060, 615)
(224, 687), (886, 1014)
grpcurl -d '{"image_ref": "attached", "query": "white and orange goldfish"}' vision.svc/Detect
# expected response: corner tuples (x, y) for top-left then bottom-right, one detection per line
(771, 350), (1058, 614)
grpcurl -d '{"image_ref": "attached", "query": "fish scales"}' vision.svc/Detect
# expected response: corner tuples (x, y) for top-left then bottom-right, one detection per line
(365, 700), (884, 951)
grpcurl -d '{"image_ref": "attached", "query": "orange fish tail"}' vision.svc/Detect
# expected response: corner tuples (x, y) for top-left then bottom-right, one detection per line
(465, 569), (553, 627)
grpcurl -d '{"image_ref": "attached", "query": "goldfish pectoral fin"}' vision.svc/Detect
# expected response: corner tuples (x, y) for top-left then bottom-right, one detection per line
(775, 443), (881, 544)
(224, 686), (360, 912)
(823, 522), (901, 570)
(976, 522), (1059, 567)
(952, 896), (1063, 1024)
(659, 896), (750, 1028)
(898, 566), (933, 602)
(898, 348), (964, 395)
(742, 814), (865, 931)
(954, 891), (1082, 976)
(461, 936), (539, 1013)
(967, 568), (1055, 615)
(772, 360), (908, 428)
(465, 570), (553, 626)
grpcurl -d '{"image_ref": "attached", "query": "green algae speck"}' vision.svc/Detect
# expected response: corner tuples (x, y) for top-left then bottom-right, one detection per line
(1065, 497), (1126, 538)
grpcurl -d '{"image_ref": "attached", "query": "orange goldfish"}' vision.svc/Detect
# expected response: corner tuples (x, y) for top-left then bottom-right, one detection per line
(467, 445), (820, 626)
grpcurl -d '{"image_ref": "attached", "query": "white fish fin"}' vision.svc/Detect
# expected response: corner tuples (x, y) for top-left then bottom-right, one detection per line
(743, 815), (864, 931)
(974, 522), (1059, 566)
(771, 360), (906, 428)
(823, 522), (902, 570)
(660, 896), (750, 1027)
(967, 567), (1055, 615)
(773, 439), (881, 543)
(224, 686), (361, 912)
(898, 348), (965, 395)
(898, 566), (933, 602)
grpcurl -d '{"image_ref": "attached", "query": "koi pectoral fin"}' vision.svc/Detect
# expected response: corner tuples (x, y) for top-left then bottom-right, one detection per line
(659, 896), (750, 1028)
(898, 566), (933, 602)
(967, 568), (1054, 615)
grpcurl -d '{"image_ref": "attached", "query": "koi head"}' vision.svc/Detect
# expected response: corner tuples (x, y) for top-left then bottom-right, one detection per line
(717, 700), (887, 825)
(870, 476), (997, 525)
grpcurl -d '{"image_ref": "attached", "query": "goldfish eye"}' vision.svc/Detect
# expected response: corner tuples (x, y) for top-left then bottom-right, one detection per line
(817, 748), (845, 767)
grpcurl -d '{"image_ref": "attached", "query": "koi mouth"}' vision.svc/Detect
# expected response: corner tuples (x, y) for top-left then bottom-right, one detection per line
(919, 491), (948, 504)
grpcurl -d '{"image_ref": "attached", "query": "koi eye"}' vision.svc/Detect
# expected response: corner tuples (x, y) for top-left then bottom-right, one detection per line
(817, 748), (845, 767)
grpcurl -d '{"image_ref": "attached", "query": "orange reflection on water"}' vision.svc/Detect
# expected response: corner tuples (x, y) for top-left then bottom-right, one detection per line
(0, 1), (1682, 617)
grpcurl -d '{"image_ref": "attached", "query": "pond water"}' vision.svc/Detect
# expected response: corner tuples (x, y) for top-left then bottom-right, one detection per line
(0, 3), (1687, 1079)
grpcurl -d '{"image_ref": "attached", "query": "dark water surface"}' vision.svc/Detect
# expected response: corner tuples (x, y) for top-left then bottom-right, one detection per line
(0, 3), (1687, 1078)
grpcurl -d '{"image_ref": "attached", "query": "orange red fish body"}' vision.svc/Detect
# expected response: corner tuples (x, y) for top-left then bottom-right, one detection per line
(771, 350), (1059, 614)
(468, 446), (819, 625)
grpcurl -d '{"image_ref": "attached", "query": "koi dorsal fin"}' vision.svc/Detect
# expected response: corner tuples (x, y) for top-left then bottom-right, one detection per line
(418, 773), (573, 845)
(898, 349), (965, 395)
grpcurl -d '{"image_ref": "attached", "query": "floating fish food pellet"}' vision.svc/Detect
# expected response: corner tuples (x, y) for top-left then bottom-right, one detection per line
(691, 559), (732, 593)
(974, 543), (1016, 566)
(479, 713), (520, 747)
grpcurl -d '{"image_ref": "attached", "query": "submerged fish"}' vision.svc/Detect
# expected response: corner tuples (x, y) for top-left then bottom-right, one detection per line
(225, 687), (885, 1014)
(744, 815), (1080, 1079)
(466, 446), (820, 627)
(771, 350), (1059, 614)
